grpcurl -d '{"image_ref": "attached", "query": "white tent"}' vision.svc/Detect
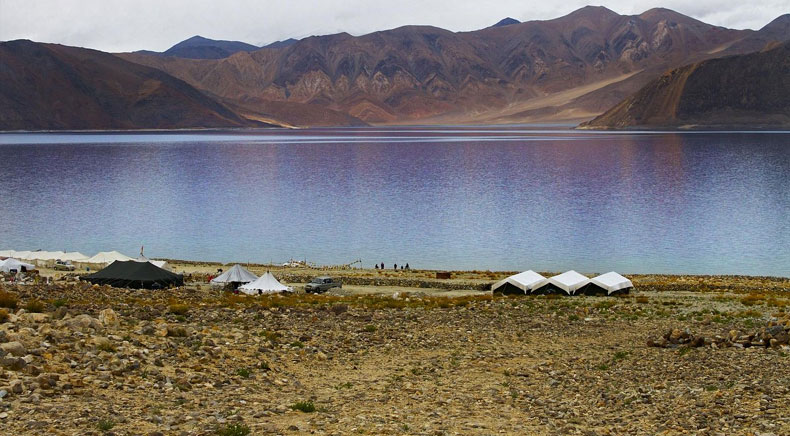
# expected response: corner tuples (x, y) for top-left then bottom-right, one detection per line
(536, 270), (590, 295)
(491, 270), (547, 294)
(61, 252), (90, 262)
(210, 264), (258, 286)
(238, 271), (292, 295)
(85, 251), (135, 265)
(0, 250), (15, 258)
(136, 255), (171, 271)
(37, 251), (66, 260)
(0, 258), (36, 273)
(11, 251), (34, 260)
(587, 272), (633, 295)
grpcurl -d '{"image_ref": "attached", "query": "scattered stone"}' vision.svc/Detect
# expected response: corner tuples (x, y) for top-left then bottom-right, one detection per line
(0, 341), (26, 357)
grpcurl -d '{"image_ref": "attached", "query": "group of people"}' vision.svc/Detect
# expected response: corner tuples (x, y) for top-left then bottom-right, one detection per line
(374, 262), (410, 270)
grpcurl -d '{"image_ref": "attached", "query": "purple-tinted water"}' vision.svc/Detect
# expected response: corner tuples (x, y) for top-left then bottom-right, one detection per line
(1, 127), (788, 276)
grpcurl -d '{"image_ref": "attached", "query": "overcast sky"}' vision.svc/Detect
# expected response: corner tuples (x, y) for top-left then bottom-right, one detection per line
(1, 0), (787, 52)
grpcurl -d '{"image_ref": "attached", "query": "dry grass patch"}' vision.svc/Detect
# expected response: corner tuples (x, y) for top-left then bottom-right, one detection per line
(741, 293), (766, 306)
(0, 289), (19, 309)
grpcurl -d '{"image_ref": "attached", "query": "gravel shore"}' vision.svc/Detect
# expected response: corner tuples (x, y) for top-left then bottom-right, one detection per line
(1, 269), (789, 435)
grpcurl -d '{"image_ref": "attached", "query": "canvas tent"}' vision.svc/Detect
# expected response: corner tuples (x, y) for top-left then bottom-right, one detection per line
(238, 271), (292, 295)
(10, 251), (34, 260)
(491, 270), (547, 295)
(0, 258), (36, 273)
(534, 270), (590, 295)
(136, 255), (170, 271)
(581, 272), (633, 296)
(61, 252), (89, 262)
(210, 264), (258, 289)
(82, 260), (183, 289)
(85, 251), (134, 265)
(0, 250), (16, 258)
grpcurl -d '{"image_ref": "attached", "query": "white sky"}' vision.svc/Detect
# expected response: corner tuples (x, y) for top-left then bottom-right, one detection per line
(1, 0), (787, 52)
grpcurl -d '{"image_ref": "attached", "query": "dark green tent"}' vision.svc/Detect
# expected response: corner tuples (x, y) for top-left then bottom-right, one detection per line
(82, 260), (183, 289)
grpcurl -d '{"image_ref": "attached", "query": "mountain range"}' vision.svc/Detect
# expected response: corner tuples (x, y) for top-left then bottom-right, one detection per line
(0, 40), (268, 130)
(1, 6), (789, 130)
(580, 40), (790, 129)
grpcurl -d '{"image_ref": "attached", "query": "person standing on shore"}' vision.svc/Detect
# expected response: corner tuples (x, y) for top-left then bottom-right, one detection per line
(394, 263), (397, 270)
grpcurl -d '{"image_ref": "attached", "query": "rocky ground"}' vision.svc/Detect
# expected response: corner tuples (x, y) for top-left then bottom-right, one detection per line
(1, 272), (790, 435)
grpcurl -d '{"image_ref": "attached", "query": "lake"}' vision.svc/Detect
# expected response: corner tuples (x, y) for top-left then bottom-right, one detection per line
(1, 127), (788, 276)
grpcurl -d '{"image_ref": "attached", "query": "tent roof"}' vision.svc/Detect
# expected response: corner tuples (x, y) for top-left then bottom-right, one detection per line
(1, 258), (36, 272)
(590, 272), (633, 294)
(35, 251), (66, 260)
(0, 250), (16, 257)
(61, 252), (89, 261)
(82, 260), (183, 289)
(546, 270), (590, 295)
(211, 264), (258, 284)
(85, 251), (134, 264)
(491, 270), (547, 293)
(239, 271), (290, 295)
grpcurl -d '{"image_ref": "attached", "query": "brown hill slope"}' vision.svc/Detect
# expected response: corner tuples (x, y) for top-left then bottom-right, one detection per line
(119, 7), (789, 126)
(579, 42), (790, 129)
(0, 40), (271, 131)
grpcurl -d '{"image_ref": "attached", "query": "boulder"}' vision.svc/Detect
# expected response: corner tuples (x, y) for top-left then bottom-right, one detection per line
(0, 341), (26, 357)
(61, 314), (102, 331)
(99, 308), (119, 327)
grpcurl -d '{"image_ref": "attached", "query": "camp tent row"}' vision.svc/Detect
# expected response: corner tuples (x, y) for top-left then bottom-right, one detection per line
(491, 270), (632, 296)
(0, 249), (170, 267)
(210, 265), (292, 295)
(0, 250), (90, 266)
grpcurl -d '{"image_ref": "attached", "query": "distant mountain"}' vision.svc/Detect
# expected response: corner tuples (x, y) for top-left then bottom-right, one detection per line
(264, 38), (298, 49)
(491, 17), (520, 28)
(759, 14), (790, 41)
(120, 6), (789, 126)
(163, 35), (259, 59)
(0, 40), (269, 130)
(579, 42), (790, 129)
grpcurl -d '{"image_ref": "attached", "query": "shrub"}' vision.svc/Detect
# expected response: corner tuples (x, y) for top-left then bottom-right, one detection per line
(291, 401), (316, 413)
(97, 341), (117, 353)
(330, 304), (349, 314)
(613, 351), (629, 361)
(166, 326), (188, 337)
(290, 340), (304, 348)
(97, 419), (115, 431)
(53, 298), (68, 308)
(216, 423), (250, 436)
(169, 303), (189, 316)
(0, 290), (19, 309)
(260, 329), (281, 344)
(363, 324), (377, 332)
(25, 299), (45, 313)
(236, 367), (251, 378)
(741, 293), (765, 306)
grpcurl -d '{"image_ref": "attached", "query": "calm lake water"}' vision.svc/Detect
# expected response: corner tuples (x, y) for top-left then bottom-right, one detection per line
(1, 127), (789, 276)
